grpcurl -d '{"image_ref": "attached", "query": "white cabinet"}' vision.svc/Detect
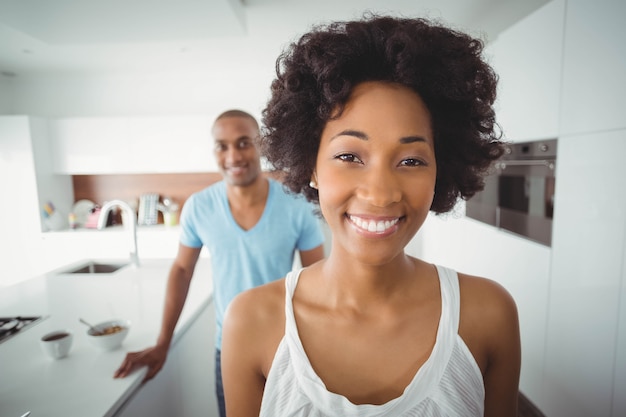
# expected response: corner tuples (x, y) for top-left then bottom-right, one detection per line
(115, 299), (218, 417)
(51, 116), (217, 174)
(175, 298), (219, 416)
(486, 0), (565, 142)
(114, 356), (179, 417)
(543, 129), (626, 417)
(0, 116), (74, 286)
(560, 0), (626, 135)
(51, 117), (130, 173)
(538, 3), (626, 415)
(126, 116), (214, 173)
(0, 116), (41, 286)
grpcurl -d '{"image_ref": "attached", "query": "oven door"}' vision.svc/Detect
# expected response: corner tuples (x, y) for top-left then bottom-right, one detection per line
(466, 160), (555, 246)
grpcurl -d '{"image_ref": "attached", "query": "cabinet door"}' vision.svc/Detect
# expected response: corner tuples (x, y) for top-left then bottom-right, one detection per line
(127, 116), (216, 173)
(487, 0), (565, 142)
(51, 116), (217, 174)
(174, 299), (219, 417)
(560, 0), (626, 135)
(543, 129), (626, 417)
(0, 116), (42, 285)
(51, 117), (131, 174)
(113, 356), (181, 417)
(113, 301), (218, 417)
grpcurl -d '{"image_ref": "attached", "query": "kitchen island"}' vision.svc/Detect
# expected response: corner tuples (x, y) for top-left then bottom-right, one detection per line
(0, 257), (217, 417)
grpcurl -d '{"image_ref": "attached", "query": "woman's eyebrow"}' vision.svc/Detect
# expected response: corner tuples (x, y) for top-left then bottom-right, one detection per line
(331, 129), (428, 144)
(399, 136), (428, 144)
(331, 129), (368, 141)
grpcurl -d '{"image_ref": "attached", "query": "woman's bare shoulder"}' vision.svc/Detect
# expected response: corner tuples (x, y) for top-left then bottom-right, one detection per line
(457, 272), (520, 369)
(222, 278), (287, 376)
(457, 272), (518, 315)
(225, 278), (286, 331)
(457, 272), (521, 413)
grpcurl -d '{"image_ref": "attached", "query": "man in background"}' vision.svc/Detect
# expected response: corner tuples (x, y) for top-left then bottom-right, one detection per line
(113, 109), (325, 417)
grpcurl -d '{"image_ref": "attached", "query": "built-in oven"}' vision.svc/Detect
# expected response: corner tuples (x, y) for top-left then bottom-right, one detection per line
(465, 138), (557, 246)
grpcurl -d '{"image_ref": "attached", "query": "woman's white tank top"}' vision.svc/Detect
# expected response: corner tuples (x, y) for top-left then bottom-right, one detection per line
(259, 265), (485, 416)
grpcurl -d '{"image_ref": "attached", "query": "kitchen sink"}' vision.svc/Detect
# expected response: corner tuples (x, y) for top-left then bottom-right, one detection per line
(60, 261), (129, 274)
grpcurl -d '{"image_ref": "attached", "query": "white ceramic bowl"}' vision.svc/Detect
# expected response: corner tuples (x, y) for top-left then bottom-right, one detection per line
(86, 319), (130, 351)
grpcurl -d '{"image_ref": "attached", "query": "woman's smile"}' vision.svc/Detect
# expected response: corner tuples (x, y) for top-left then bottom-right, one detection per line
(347, 214), (402, 236)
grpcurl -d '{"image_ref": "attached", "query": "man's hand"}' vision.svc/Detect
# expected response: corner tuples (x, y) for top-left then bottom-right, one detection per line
(113, 344), (169, 382)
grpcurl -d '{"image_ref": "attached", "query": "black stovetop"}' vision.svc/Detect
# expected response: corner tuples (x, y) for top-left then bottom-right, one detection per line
(0, 316), (47, 344)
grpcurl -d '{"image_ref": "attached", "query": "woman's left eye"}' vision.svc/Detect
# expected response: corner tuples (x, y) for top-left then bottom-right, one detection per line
(399, 158), (425, 167)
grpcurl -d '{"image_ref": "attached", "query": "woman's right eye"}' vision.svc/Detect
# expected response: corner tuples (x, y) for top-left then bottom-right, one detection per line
(335, 153), (362, 163)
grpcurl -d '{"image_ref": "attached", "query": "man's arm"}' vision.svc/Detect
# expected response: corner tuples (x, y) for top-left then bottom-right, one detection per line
(299, 244), (325, 267)
(155, 244), (202, 348)
(114, 244), (202, 381)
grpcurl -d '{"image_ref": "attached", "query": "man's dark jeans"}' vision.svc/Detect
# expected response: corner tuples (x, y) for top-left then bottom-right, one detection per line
(215, 349), (226, 417)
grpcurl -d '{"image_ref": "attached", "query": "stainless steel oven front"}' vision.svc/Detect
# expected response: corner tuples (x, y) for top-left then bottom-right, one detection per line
(466, 139), (557, 246)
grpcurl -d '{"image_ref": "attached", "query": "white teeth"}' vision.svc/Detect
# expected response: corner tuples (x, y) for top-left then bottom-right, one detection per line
(228, 166), (246, 174)
(349, 215), (399, 233)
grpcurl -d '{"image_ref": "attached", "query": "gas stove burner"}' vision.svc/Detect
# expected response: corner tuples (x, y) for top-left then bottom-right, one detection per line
(0, 316), (46, 344)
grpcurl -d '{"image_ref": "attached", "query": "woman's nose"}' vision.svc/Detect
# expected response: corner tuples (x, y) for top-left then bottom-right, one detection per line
(357, 169), (402, 207)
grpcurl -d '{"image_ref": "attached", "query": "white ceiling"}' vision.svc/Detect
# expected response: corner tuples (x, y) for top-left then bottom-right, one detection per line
(0, 0), (549, 77)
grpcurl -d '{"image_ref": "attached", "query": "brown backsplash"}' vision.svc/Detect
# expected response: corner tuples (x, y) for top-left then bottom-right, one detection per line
(72, 171), (284, 224)
(73, 173), (223, 209)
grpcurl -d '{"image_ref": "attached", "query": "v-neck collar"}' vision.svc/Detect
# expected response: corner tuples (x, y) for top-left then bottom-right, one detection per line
(223, 179), (274, 235)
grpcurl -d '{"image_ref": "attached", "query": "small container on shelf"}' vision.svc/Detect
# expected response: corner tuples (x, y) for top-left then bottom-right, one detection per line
(158, 196), (179, 227)
(68, 212), (77, 229)
(42, 201), (68, 231)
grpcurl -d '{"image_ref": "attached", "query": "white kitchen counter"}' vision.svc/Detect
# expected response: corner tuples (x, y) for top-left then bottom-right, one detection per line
(0, 257), (213, 417)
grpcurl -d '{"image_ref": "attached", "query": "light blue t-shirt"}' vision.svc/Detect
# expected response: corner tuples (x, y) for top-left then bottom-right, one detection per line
(179, 178), (324, 348)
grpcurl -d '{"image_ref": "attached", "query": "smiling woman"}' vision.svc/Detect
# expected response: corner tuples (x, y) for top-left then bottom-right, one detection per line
(314, 82), (436, 266)
(221, 14), (520, 417)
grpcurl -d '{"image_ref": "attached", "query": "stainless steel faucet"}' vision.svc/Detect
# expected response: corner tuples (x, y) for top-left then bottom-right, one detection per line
(97, 199), (140, 267)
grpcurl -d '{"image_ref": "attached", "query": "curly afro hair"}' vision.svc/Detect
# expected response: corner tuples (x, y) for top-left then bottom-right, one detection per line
(261, 14), (504, 214)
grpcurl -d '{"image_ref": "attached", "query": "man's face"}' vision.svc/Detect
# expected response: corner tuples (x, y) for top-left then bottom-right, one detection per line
(212, 116), (262, 187)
